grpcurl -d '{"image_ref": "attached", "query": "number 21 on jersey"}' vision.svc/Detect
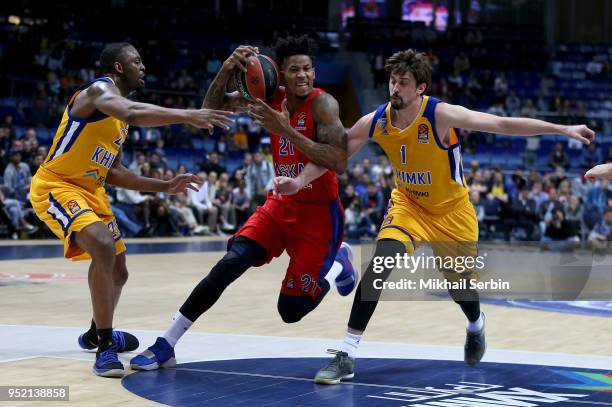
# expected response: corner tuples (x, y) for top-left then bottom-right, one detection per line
(279, 137), (294, 156)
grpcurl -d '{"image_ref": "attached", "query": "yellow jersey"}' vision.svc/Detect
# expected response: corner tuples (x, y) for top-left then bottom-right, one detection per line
(369, 96), (468, 215)
(39, 77), (128, 193)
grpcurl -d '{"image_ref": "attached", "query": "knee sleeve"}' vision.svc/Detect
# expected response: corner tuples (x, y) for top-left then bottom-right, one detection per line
(179, 237), (266, 322)
(205, 237), (267, 290)
(204, 250), (248, 290)
(277, 294), (320, 324)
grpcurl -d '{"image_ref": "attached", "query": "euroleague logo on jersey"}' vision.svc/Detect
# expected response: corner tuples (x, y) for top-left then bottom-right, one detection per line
(382, 215), (394, 226)
(67, 200), (81, 214)
(418, 124), (430, 144)
(295, 111), (307, 130)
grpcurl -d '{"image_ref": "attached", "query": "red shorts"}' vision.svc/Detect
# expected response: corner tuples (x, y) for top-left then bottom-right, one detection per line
(228, 193), (344, 299)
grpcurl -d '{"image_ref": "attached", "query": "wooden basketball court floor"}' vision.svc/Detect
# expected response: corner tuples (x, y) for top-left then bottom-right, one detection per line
(1, 237), (611, 406)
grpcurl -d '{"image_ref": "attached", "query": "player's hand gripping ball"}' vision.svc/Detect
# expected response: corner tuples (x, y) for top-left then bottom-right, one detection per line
(234, 55), (279, 102)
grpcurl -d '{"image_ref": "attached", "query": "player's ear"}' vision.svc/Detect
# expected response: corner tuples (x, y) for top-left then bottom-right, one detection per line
(311, 67), (316, 81)
(114, 61), (124, 75)
(416, 83), (426, 95)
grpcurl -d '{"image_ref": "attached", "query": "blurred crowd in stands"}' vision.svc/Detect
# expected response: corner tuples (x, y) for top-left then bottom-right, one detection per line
(1, 11), (612, 250)
(2, 121), (612, 251)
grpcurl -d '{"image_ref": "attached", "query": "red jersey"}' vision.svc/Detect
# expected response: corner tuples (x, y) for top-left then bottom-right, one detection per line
(269, 87), (339, 203)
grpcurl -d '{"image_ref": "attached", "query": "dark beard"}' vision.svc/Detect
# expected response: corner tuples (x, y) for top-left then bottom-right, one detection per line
(390, 99), (405, 109)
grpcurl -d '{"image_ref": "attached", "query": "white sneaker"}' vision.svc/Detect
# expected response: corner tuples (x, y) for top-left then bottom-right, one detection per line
(193, 225), (208, 234)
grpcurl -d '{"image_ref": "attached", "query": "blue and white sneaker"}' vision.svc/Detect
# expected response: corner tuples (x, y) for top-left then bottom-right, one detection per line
(130, 337), (176, 371)
(78, 330), (139, 353)
(334, 242), (359, 296)
(93, 345), (124, 378)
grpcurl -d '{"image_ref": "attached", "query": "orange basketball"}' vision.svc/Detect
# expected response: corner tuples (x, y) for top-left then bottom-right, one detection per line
(234, 54), (279, 102)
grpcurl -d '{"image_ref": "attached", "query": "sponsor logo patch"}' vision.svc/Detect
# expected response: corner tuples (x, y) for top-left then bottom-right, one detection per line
(296, 112), (306, 129)
(67, 200), (81, 214)
(382, 215), (393, 226)
(418, 124), (429, 144)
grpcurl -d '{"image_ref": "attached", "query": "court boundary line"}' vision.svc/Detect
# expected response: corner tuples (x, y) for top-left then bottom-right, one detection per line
(1, 324), (611, 370)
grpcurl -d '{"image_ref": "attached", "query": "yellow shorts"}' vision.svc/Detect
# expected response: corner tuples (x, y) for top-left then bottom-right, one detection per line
(378, 189), (479, 280)
(30, 170), (126, 260)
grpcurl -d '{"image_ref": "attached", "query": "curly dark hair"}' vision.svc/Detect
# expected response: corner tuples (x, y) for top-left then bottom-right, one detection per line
(272, 35), (318, 68)
(99, 42), (134, 74)
(384, 49), (432, 93)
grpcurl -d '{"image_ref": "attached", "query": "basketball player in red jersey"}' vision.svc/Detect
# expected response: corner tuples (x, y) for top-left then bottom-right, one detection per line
(131, 36), (358, 370)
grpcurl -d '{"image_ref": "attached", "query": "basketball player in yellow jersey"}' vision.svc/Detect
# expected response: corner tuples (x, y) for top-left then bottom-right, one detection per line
(29, 42), (233, 378)
(273, 49), (595, 383)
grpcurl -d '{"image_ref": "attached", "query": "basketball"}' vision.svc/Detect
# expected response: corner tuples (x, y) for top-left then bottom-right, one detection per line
(234, 54), (279, 102)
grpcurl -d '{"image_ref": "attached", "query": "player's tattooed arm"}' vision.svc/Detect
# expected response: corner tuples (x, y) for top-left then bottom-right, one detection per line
(273, 111), (373, 196)
(202, 45), (258, 111)
(248, 93), (348, 173)
(296, 93), (374, 175)
(202, 69), (236, 110)
(309, 93), (349, 173)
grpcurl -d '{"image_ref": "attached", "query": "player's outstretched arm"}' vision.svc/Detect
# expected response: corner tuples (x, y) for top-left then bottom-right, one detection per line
(202, 45), (259, 111)
(585, 163), (612, 181)
(273, 112), (372, 196)
(85, 81), (233, 131)
(106, 150), (203, 194)
(437, 103), (595, 145)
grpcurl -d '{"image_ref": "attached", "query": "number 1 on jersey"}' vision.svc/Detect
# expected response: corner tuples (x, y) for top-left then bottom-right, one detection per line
(400, 144), (407, 164)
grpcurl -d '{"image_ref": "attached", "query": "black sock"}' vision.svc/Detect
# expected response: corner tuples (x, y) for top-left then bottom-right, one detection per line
(84, 319), (97, 344)
(97, 328), (113, 351)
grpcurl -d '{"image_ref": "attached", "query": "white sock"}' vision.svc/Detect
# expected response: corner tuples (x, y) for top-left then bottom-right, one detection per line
(162, 311), (193, 347)
(341, 332), (362, 359)
(467, 312), (484, 333)
(324, 261), (344, 287)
